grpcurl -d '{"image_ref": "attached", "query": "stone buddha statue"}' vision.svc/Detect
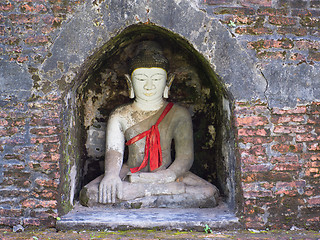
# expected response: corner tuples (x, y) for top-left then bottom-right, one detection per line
(80, 41), (219, 208)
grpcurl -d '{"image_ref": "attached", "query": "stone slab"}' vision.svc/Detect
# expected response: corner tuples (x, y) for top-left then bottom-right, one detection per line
(56, 203), (240, 231)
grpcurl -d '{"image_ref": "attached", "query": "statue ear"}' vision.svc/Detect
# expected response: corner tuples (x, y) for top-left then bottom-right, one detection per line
(125, 74), (135, 99)
(163, 73), (175, 98)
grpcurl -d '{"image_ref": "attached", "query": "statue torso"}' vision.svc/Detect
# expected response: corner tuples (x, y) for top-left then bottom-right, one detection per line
(111, 102), (190, 172)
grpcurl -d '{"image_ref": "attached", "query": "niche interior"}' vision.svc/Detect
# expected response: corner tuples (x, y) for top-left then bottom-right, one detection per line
(63, 24), (237, 211)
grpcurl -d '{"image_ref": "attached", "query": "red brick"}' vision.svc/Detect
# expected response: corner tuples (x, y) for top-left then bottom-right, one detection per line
(23, 218), (40, 226)
(236, 116), (268, 127)
(300, 17), (320, 28)
(214, 7), (255, 15)
(242, 171), (293, 182)
(273, 163), (301, 171)
(52, 5), (72, 14)
(0, 2), (14, 11)
(9, 14), (41, 24)
(39, 189), (58, 199)
(257, 7), (287, 16)
(221, 15), (256, 25)
(3, 153), (23, 160)
(42, 15), (62, 25)
(43, 143), (60, 152)
(35, 178), (59, 188)
(244, 216), (266, 228)
(24, 35), (49, 45)
(301, 153), (320, 161)
(0, 128), (19, 137)
(272, 106), (307, 114)
(243, 182), (273, 191)
(272, 143), (303, 153)
(295, 40), (320, 50)
(308, 115), (320, 124)
(241, 145), (266, 156)
(273, 125), (312, 134)
(0, 37), (20, 45)
(257, 51), (286, 60)
(31, 135), (59, 144)
(0, 217), (20, 227)
(271, 115), (305, 124)
(238, 128), (270, 136)
(30, 152), (60, 162)
(235, 104), (269, 115)
(235, 26), (273, 35)
(305, 188), (318, 197)
(38, 200), (57, 208)
(305, 170), (320, 178)
(307, 102), (320, 114)
(289, 52), (306, 61)
(20, 4), (47, 13)
(239, 0), (271, 6)
(241, 154), (268, 164)
(21, 199), (37, 208)
(0, 137), (26, 145)
(307, 196), (320, 206)
(306, 161), (320, 168)
(203, 0), (233, 4)
(269, 16), (297, 25)
(30, 126), (59, 135)
(307, 142), (320, 151)
(29, 162), (59, 172)
(5, 46), (23, 54)
(2, 163), (25, 171)
(15, 56), (29, 63)
(0, 209), (23, 217)
(271, 155), (299, 163)
(273, 135), (294, 143)
(242, 164), (270, 172)
(30, 117), (60, 126)
(296, 134), (316, 142)
(248, 39), (294, 50)
(243, 190), (273, 198)
(240, 136), (272, 144)
(275, 181), (306, 195)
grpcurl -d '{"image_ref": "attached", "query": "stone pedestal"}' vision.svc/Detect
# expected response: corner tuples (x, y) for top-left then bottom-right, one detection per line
(56, 203), (240, 231)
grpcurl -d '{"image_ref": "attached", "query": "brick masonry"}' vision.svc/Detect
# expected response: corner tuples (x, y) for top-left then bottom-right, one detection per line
(0, 0), (319, 231)
(235, 101), (320, 229)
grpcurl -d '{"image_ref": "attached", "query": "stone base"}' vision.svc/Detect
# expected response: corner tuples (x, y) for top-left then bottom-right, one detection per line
(56, 202), (240, 231)
(80, 173), (220, 208)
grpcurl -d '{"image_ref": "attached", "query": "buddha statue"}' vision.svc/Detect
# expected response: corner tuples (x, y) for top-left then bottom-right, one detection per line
(80, 41), (219, 208)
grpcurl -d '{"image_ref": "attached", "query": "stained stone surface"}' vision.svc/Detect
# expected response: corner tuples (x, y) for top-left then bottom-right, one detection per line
(56, 203), (240, 231)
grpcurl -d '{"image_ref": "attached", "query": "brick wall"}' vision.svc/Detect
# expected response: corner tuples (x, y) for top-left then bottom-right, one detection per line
(235, 101), (320, 229)
(204, 0), (320, 63)
(202, 0), (320, 230)
(0, 0), (78, 228)
(0, 94), (62, 227)
(0, 0), (81, 65)
(0, 0), (319, 230)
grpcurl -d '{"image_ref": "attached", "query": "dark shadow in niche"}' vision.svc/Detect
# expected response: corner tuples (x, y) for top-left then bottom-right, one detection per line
(65, 24), (239, 215)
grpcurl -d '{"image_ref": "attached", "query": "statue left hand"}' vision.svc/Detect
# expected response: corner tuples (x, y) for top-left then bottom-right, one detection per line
(129, 169), (176, 184)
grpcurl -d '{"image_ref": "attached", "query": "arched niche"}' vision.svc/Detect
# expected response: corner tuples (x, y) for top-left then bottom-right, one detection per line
(61, 24), (237, 213)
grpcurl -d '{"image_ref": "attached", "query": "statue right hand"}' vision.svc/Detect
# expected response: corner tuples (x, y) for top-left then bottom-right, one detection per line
(98, 174), (123, 204)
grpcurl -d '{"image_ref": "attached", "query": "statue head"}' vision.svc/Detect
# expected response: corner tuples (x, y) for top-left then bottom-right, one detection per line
(125, 41), (174, 99)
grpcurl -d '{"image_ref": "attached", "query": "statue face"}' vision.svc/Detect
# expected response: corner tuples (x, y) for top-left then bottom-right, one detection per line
(131, 68), (167, 102)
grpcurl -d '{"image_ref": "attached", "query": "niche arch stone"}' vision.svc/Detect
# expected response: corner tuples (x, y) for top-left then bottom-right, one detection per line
(60, 24), (239, 213)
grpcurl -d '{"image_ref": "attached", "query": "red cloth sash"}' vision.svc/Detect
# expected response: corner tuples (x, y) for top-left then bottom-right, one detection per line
(126, 102), (174, 173)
